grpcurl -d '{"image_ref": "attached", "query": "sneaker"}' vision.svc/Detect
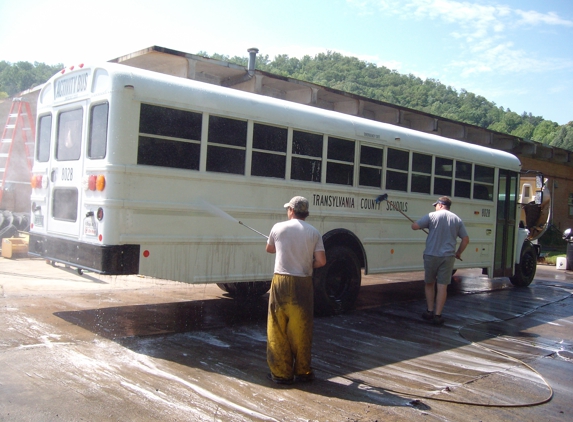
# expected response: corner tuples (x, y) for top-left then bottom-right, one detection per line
(294, 372), (315, 383)
(422, 310), (433, 321)
(432, 315), (445, 326)
(267, 373), (294, 385)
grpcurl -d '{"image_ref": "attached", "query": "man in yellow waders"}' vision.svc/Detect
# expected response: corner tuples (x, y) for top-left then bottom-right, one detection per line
(265, 196), (326, 384)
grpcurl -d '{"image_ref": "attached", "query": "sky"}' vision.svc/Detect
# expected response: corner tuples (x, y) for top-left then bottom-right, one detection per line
(1, 0), (572, 125)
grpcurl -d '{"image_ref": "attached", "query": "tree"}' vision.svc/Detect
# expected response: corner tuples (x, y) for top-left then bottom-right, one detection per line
(0, 61), (63, 96)
(511, 122), (535, 140)
(549, 123), (573, 150)
(532, 120), (559, 144)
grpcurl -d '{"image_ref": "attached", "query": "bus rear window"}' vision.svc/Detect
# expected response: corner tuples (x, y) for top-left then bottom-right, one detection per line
(88, 103), (108, 159)
(52, 188), (78, 221)
(57, 108), (83, 161)
(37, 115), (52, 162)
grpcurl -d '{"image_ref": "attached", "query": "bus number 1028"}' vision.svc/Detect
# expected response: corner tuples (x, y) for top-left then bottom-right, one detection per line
(61, 168), (73, 181)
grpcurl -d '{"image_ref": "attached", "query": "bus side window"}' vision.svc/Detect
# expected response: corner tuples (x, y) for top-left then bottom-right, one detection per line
(251, 123), (287, 179)
(88, 103), (108, 159)
(474, 165), (494, 200)
(137, 104), (202, 170)
(359, 145), (383, 188)
(206, 115), (247, 175)
(326, 136), (354, 186)
(434, 156), (452, 196)
(455, 160), (472, 198)
(37, 114), (52, 162)
(385, 148), (408, 192)
(56, 108), (83, 161)
(411, 152), (431, 194)
(291, 130), (322, 183)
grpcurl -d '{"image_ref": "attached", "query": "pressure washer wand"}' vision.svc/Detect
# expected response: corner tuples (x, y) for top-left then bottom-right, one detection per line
(239, 221), (269, 239)
(375, 193), (429, 235)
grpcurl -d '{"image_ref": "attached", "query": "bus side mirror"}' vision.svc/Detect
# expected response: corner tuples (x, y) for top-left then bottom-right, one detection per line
(535, 174), (544, 205)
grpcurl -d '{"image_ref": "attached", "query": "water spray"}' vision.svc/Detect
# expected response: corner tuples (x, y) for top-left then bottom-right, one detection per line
(197, 199), (268, 239)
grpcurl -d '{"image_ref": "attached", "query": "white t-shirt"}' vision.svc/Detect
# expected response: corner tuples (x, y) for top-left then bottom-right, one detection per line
(267, 219), (325, 277)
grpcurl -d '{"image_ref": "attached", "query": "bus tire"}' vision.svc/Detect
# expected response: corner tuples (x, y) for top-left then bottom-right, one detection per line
(313, 245), (361, 316)
(509, 241), (537, 287)
(216, 281), (271, 299)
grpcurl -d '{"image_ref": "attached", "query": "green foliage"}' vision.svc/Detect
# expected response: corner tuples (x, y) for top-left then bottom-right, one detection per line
(549, 122), (573, 150)
(0, 61), (63, 96)
(201, 50), (573, 152)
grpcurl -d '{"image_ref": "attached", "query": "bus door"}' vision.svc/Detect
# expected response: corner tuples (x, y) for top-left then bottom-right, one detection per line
(493, 170), (519, 277)
(46, 103), (86, 238)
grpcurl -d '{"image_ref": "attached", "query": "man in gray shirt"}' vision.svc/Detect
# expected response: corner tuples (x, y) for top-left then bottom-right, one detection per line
(411, 196), (469, 325)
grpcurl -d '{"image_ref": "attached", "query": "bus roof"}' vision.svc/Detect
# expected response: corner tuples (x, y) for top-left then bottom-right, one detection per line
(45, 63), (521, 171)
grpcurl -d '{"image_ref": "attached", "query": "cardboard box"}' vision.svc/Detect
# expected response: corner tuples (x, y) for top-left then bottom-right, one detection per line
(1, 236), (29, 259)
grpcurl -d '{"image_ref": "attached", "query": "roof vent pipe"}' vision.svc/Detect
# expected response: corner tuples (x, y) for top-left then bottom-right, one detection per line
(247, 48), (259, 75)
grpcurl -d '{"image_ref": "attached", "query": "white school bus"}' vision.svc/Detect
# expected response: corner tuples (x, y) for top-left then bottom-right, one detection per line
(29, 63), (538, 315)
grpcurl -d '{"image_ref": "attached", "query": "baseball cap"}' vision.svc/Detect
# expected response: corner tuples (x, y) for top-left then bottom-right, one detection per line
(284, 196), (309, 213)
(432, 196), (452, 207)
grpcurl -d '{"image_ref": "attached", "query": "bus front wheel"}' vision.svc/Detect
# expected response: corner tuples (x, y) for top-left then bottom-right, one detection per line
(313, 246), (361, 316)
(509, 241), (537, 287)
(217, 281), (271, 299)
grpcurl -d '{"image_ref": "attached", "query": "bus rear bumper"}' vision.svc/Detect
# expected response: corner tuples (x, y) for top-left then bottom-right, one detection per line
(28, 234), (140, 275)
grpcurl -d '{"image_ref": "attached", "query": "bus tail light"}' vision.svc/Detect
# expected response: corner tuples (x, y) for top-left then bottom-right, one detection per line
(88, 175), (97, 190)
(31, 175), (46, 189)
(84, 174), (106, 191)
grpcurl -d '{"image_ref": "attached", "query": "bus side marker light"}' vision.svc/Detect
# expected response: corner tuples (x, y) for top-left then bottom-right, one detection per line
(98, 234), (102, 242)
(96, 175), (105, 191)
(96, 208), (104, 221)
(474, 211), (480, 215)
(31, 175), (38, 189)
(143, 250), (150, 258)
(390, 249), (394, 254)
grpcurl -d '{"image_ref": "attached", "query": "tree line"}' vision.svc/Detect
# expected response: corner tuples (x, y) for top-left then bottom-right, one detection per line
(2, 54), (572, 151)
(0, 61), (63, 99)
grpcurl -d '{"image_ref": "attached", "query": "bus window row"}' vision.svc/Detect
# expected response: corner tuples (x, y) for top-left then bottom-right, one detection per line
(36, 102), (494, 201)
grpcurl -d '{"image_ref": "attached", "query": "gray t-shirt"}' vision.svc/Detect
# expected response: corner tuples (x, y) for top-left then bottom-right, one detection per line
(267, 219), (325, 277)
(415, 209), (468, 257)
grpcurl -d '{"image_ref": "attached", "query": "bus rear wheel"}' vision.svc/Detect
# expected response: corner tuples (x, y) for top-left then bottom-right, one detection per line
(509, 241), (537, 287)
(217, 281), (271, 299)
(313, 246), (361, 316)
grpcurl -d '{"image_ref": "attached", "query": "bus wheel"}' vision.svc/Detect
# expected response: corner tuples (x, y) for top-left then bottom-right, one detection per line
(216, 281), (271, 299)
(509, 241), (537, 287)
(313, 246), (361, 316)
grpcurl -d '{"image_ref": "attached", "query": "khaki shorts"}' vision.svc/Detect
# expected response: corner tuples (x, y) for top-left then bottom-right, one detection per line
(423, 254), (456, 285)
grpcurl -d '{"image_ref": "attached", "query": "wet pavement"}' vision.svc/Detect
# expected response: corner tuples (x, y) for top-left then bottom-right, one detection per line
(1, 257), (572, 421)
